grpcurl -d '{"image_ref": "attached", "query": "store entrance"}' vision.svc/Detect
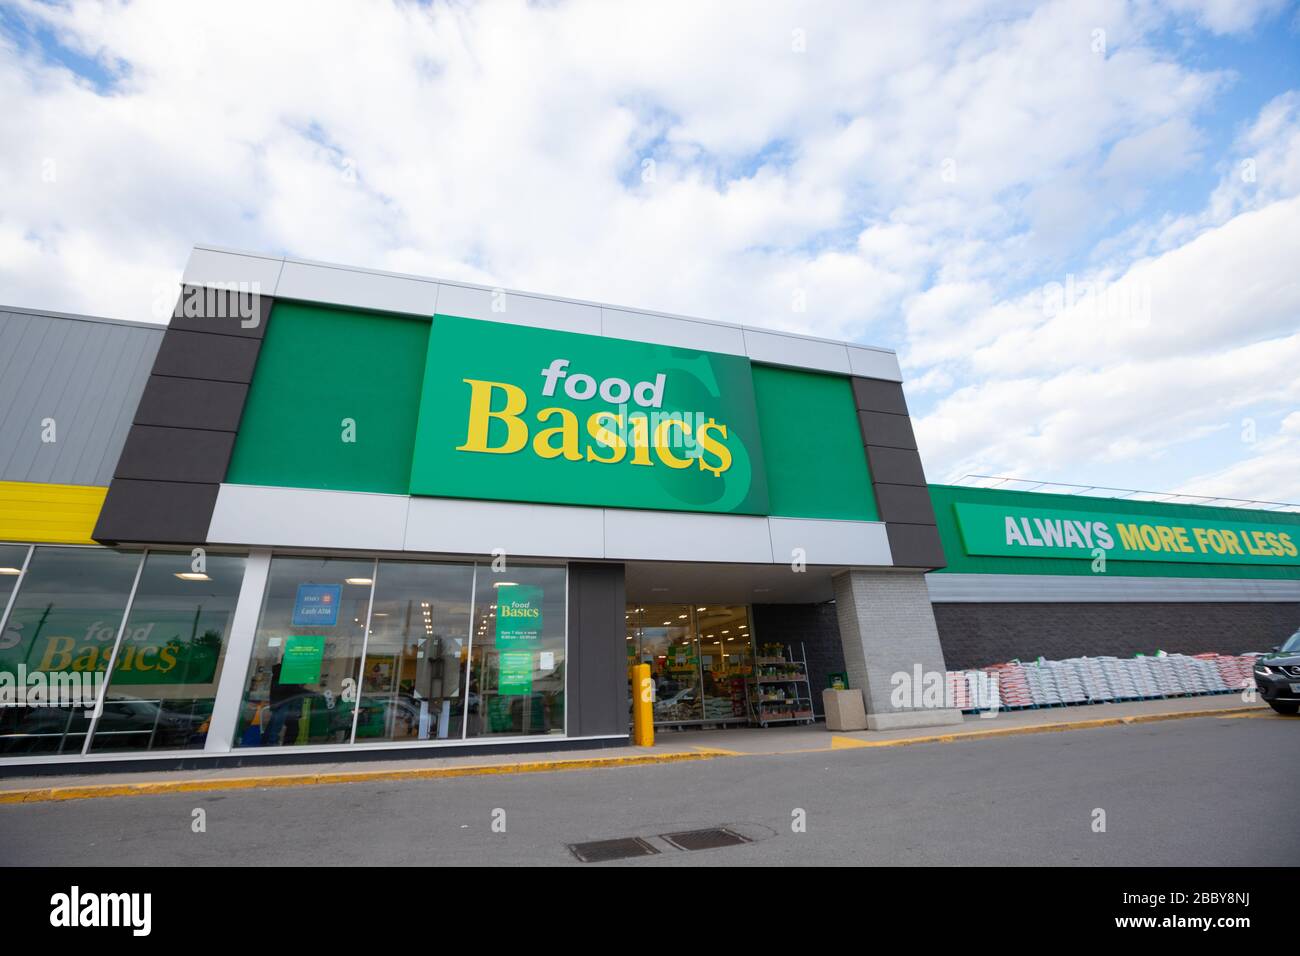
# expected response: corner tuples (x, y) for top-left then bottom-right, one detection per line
(626, 604), (754, 726)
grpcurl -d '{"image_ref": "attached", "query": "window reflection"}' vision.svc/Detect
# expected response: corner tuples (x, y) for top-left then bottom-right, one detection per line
(0, 547), (143, 755)
(356, 560), (474, 742)
(466, 566), (565, 738)
(88, 552), (246, 753)
(235, 557), (374, 748)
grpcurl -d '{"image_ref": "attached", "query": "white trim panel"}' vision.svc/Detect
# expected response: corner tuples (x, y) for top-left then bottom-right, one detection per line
(204, 550), (271, 753)
(208, 484), (409, 551)
(926, 572), (1300, 603)
(208, 484), (900, 566)
(182, 247), (284, 293)
(847, 345), (903, 382)
(767, 517), (892, 567)
(742, 328), (852, 374)
(601, 307), (747, 355)
(435, 283), (602, 335)
(405, 496), (605, 559)
(182, 247), (902, 376)
(275, 260), (439, 316)
(604, 509), (774, 563)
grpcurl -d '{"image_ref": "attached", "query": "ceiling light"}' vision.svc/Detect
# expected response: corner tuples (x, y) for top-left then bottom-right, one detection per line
(345, 577), (373, 586)
(492, 581), (517, 588)
(173, 572), (210, 581)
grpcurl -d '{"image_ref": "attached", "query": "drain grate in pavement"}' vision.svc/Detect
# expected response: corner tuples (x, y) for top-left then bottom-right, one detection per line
(568, 836), (661, 863)
(660, 827), (751, 852)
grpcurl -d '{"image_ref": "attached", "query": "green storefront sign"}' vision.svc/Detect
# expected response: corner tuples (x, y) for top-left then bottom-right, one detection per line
(495, 584), (543, 650)
(279, 634), (326, 684)
(410, 315), (769, 514)
(498, 651), (534, 696)
(954, 502), (1300, 567)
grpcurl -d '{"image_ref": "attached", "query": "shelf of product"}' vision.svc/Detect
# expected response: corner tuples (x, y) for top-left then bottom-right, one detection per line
(747, 642), (816, 727)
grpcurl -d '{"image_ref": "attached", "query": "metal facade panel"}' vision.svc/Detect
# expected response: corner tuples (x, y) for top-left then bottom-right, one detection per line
(0, 309), (162, 487)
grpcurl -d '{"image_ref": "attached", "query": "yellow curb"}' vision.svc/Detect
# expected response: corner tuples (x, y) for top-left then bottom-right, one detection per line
(831, 704), (1267, 750)
(0, 749), (730, 805)
(0, 705), (1265, 804)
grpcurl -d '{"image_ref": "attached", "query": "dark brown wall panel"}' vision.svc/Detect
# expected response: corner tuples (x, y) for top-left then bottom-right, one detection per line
(134, 376), (249, 432)
(93, 288), (274, 545)
(852, 374), (945, 570)
(92, 479), (220, 544)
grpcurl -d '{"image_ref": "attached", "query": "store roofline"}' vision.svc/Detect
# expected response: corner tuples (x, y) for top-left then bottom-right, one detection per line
(943, 475), (1300, 514)
(186, 243), (900, 357)
(0, 302), (167, 331)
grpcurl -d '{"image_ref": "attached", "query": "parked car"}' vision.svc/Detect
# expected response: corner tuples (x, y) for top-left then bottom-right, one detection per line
(1253, 629), (1300, 715)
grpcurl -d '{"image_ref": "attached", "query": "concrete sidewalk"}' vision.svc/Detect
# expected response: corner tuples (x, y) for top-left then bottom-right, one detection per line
(0, 693), (1276, 803)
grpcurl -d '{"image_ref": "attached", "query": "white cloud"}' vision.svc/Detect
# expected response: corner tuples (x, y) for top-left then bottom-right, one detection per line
(0, 0), (1296, 501)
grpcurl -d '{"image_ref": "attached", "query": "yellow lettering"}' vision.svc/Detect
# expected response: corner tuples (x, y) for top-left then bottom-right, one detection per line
(37, 636), (76, 671)
(531, 407), (581, 461)
(1278, 532), (1297, 558)
(696, 418), (733, 477)
(457, 379), (528, 454)
(1117, 523), (1143, 551)
(628, 415), (653, 467)
(584, 412), (626, 464)
(652, 418), (693, 469)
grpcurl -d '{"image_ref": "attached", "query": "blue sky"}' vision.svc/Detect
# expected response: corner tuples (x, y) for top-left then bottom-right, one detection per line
(1, 0), (1297, 502)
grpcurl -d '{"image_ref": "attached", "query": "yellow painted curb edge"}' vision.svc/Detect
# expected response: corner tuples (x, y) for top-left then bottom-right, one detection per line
(842, 704), (1268, 750)
(0, 750), (731, 805)
(0, 705), (1267, 804)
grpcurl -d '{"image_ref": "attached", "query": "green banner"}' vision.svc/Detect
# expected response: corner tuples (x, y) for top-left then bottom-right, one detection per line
(409, 315), (768, 514)
(954, 502), (1300, 566)
(498, 651), (533, 695)
(495, 584), (543, 650)
(280, 635), (326, 683)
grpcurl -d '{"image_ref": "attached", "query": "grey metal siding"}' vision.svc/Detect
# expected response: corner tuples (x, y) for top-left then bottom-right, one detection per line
(0, 307), (162, 487)
(567, 562), (628, 738)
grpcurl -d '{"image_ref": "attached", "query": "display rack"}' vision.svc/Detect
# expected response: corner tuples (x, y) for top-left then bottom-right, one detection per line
(747, 641), (815, 727)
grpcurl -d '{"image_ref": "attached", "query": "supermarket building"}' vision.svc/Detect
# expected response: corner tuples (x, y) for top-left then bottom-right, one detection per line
(0, 245), (1297, 772)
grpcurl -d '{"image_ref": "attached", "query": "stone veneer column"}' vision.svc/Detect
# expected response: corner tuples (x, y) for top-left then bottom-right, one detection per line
(832, 569), (963, 730)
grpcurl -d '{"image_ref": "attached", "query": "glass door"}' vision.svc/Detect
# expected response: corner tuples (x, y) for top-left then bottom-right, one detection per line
(697, 606), (753, 722)
(627, 604), (754, 726)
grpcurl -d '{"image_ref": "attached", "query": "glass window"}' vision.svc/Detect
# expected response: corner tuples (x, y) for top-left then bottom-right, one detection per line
(356, 560), (474, 742)
(234, 557), (375, 748)
(627, 603), (753, 726)
(637, 604), (702, 723)
(0, 545), (30, 613)
(0, 547), (143, 755)
(88, 552), (247, 753)
(697, 605), (752, 722)
(466, 565), (565, 738)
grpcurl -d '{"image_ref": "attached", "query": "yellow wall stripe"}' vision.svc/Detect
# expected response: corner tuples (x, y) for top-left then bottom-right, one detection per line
(0, 481), (107, 545)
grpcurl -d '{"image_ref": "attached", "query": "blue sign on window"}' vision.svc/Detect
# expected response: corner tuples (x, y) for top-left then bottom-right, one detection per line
(292, 584), (342, 627)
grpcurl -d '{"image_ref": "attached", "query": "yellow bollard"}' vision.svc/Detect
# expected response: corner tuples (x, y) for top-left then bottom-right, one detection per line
(631, 662), (654, 747)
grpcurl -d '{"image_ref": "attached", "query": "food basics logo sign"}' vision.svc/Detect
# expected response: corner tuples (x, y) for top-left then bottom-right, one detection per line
(954, 503), (1300, 566)
(410, 316), (769, 514)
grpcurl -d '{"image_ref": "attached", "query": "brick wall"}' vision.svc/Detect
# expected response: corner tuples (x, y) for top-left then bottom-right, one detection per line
(933, 601), (1300, 671)
(754, 599), (1300, 687)
(751, 602), (843, 716)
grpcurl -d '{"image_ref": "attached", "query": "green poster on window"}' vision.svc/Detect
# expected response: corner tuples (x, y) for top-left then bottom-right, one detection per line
(280, 635), (325, 684)
(498, 651), (534, 695)
(495, 584), (543, 650)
